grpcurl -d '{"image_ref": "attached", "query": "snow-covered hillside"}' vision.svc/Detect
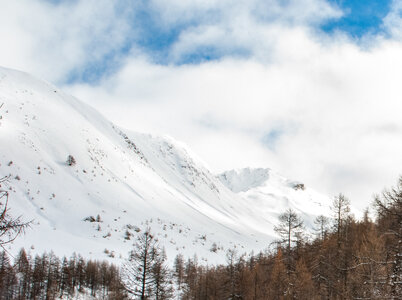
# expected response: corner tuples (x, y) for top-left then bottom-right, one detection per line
(219, 168), (332, 230)
(0, 67), (331, 264)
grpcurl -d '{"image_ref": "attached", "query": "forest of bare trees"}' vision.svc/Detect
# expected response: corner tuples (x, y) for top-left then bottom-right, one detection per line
(175, 178), (402, 299)
(0, 249), (125, 299)
(0, 177), (400, 299)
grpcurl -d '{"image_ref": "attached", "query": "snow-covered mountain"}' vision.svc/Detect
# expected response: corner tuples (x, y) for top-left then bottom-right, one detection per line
(0, 67), (331, 264)
(219, 168), (332, 229)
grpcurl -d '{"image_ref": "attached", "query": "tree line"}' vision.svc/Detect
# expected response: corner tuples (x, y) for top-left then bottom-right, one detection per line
(174, 178), (401, 299)
(0, 175), (400, 299)
(0, 249), (126, 299)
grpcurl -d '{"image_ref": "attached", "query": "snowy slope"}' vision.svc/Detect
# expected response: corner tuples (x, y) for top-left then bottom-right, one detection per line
(219, 168), (332, 230)
(0, 67), (331, 264)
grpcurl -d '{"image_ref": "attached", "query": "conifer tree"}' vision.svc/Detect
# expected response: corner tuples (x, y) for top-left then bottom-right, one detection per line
(122, 228), (166, 299)
(0, 251), (16, 299)
(225, 248), (240, 299)
(268, 249), (288, 299)
(183, 257), (198, 300)
(152, 248), (173, 300)
(0, 176), (30, 249)
(374, 177), (402, 298)
(293, 258), (315, 299)
(274, 208), (304, 285)
(173, 254), (184, 292)
(332, 193), (350, 248)
(75, 255), (86, 291)
(45, 252), (60, 300)
(331, 193), (352, 298)
(274, 208), (304, 253)
(314, 215), (329, 241)
(14, 248), (31, 299)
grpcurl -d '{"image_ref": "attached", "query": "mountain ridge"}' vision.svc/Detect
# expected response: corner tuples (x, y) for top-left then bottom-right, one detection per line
(0, 66), (331, 264)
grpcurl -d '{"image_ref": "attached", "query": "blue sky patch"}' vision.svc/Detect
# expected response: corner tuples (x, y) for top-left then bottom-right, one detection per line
(131, 6), (182, 63)
(59, 0), (396, 84)
(65, 50), (126, 85)
(322, 0), (393, 37)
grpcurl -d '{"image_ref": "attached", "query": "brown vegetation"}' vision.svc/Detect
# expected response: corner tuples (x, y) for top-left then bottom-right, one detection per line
(0, 177), (400, 299)
(175, 178), (402, 299)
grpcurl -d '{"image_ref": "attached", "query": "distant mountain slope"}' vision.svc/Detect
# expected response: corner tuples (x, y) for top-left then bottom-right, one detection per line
(0, 67), (331, 264)
(219, 168), (332, 229)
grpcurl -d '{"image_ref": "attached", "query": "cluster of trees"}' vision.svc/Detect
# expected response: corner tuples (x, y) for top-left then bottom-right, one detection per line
(116, 178), (401, 299)
(0, 230), (175, 300)
(0, 249), (126, 299)
(175, 179), (402, 299)
(0, 159), (400, 299)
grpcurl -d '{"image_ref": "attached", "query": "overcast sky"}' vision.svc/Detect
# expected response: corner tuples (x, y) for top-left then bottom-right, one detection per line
(1, 0), (402, 211)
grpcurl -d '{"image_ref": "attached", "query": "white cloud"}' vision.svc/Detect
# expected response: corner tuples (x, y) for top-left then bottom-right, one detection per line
(149, 0), (341, 26)
(0, 0), (132, 82)
(67, 33), (402, 211)
(0, 0), (341, 76)
(2, 0), (402, 212)
(383, 0), (402, 38)
(162, 0), (341, 62)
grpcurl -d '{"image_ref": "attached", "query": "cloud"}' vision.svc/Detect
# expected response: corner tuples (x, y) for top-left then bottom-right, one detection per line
(0, 0), (133, 82)
(383, 0), (402, 38)
(149, 0), (341, 26)
(2, 0), (402, 212)
(0, 0), (341, 77)
(67, 32), (402, 211)
(162, 0), (342, 62)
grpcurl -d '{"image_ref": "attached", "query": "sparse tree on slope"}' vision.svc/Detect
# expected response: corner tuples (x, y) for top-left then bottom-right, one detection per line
(274, 208), (304, 253)
(0, 176), (31, 250)
(332, 193), (350, 248)
(314, 215), (330, 241)
(122, 228), (170, 299)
